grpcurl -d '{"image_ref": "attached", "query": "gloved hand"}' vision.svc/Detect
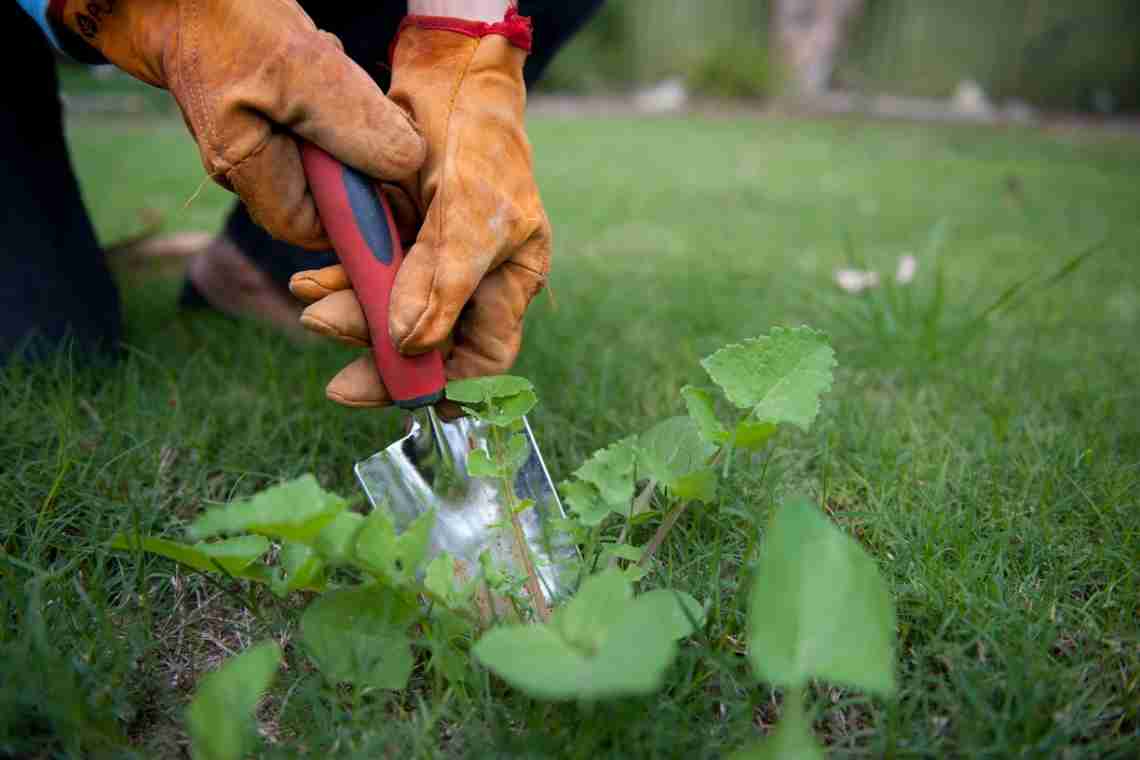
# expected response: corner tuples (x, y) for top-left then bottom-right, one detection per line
(288, 8), (551, 408)
(54, 0), (425, 249)
(289, 9), (551, 407)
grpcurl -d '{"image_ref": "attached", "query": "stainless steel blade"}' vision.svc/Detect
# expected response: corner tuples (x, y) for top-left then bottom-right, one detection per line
(354, 408), (576, 604)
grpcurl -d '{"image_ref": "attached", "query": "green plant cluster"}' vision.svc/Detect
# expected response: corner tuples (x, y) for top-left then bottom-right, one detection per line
(110, 327), (897, 760)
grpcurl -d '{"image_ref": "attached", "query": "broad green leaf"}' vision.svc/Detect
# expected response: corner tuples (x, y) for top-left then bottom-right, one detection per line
(187, 475), (349, 543)
(397, 508), (435, 574)
(468, 390), (538, 427)
(682, 385), (728, 445)
(726, 692), (824, 760)
(109, 534), (270, 581)
(553, 568), (633, 654)
(186, 641), (281, 760)
(466, 449), (500, 478)
(446, 375), (533, 404)
(473, 624), (590, 699)
(672, 468), (718, 504)
(448, 376), (537, 426)
(188, 536), (270, 571)
(505, 432), (531, 474)
(731, 421), (778, 451)
(473, 607), (673, 700)
(478, 549), (507, 588)
(425, 552), (457, 604)
(547, 516), (590, 544)
(599, 587), (688, 683)
(637, 416), (716, 499)
(426, 610), (473, 685)
(428, 636), (470, 686)
(637, 589), (706, 639)
(312, 511), (365, 565)
(600, 543), (643, 563)
(600, 543), (650, 581)
(701, 327), (836, 430)
(620, 563), (649, 583)
(270, 542), (325, 597)
(560, 480), (611, 526)
(638, 417), (715, 482)
(300, 584), (417, 690)
(355, 507), (435, 584)
(473, 570), (699, 700)
(561, 437), (640, 526)
(748, 500), (896, 695)
(467, 432), (532, 479)
(573, 438), (638, 508)
(424, 552), (475, 611)
(352, 508), (398, 573)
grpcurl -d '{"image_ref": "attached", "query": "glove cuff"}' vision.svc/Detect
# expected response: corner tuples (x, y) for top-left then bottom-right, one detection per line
(389, 6), (533, 64)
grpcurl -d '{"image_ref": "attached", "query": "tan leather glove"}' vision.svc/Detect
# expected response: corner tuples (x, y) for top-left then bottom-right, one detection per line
(289, 9), (551, 408)
(54, 0), (425, 249)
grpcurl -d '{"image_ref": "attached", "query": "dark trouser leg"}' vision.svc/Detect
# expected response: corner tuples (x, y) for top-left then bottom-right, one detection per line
(209, 1), (605, 297)
(1, 4), (121, 362)
(523, 0), (607, 85)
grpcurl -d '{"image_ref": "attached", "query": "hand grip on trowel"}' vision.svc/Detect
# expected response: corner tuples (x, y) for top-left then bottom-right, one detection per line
(300, 143), (446, 409)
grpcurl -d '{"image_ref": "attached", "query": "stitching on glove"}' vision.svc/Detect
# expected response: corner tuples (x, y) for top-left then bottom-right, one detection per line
(226, 134), (272, 179)
(503, 258), (548, 282)
(400, 37), (480, 354)
(184, 0), (219, 163)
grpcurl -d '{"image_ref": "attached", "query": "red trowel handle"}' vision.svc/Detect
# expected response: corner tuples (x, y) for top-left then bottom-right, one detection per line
(300, 143), (445, 409)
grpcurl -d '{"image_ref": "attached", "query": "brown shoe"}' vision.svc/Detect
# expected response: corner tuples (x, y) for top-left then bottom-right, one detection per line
(180, 236), (309, 338)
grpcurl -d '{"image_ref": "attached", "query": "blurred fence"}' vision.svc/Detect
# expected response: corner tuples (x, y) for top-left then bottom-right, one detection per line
(538, 0), (1140, 112)
(540, 2), (772, 96)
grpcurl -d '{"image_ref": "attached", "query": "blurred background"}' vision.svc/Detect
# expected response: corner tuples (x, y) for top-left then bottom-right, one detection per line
(59, 1), (1140, 123)
(539, 0), (1140, 114)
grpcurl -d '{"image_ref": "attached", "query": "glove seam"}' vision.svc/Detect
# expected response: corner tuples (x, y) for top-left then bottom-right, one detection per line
(503, 259), (547, 283)
(224, 137), (279, 234)
(226, 136), (273, 181)
(183, 0), (219, 170)
(399, 37), (480, 354)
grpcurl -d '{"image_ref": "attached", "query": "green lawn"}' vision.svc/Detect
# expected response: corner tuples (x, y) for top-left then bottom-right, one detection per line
(2, 111), (1138, 758)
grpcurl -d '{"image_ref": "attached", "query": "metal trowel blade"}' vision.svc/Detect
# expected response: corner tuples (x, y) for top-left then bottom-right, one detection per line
(354, 408), (576, 605)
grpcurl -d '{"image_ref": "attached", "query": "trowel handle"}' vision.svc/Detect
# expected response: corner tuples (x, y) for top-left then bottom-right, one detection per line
(301, 143), (445, 409)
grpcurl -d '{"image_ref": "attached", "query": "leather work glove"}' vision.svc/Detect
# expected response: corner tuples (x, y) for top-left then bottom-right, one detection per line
(289, 8), (552, 408)
(53, 0), (425, 249)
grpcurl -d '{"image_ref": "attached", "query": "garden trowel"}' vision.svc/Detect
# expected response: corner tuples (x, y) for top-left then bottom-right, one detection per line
(300, 145), (575, 611)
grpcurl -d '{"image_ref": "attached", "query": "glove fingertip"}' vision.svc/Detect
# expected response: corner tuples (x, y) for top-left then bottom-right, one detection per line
(289, 265), (351, 301)
(389, 254), (478, 356)
(289, 273), (329, 302)
(325, 388), (389, 408)
(325, 356), (391, 408)
(298, 311), (369, 348)
(334, 95), (425, 182)
(376, 103), (427, 178)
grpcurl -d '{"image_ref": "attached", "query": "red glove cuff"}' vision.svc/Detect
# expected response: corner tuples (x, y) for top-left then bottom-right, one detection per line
(389, 6), (533, 64)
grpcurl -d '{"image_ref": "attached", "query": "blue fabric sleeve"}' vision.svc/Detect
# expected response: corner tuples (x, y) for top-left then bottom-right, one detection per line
(17, 0), (62, 49)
